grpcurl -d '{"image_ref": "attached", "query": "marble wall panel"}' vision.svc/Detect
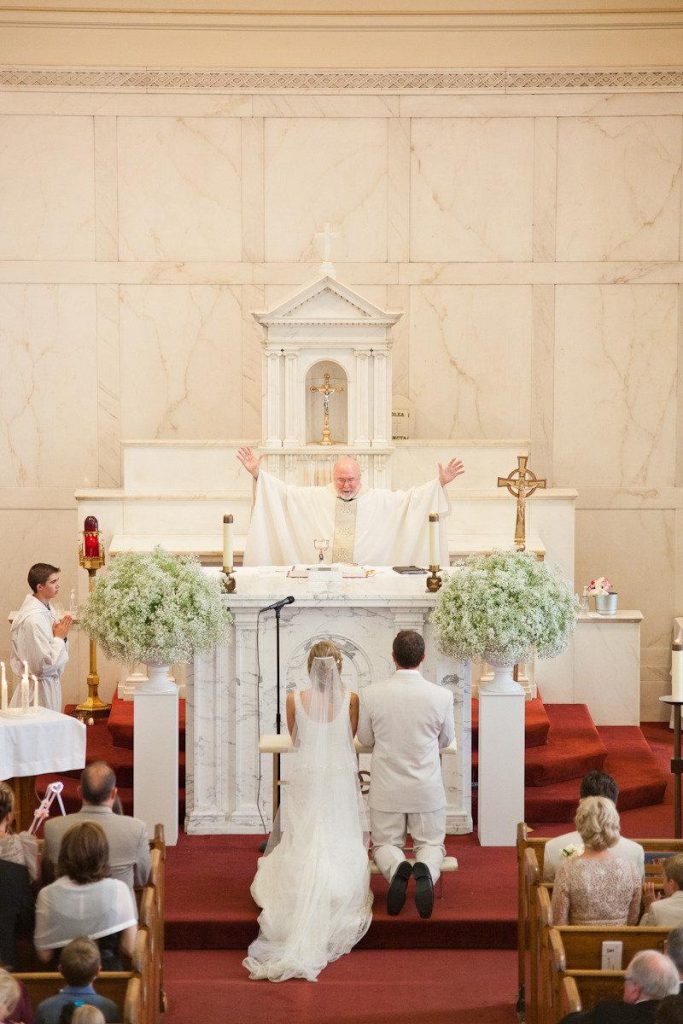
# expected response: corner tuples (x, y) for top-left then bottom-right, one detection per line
(264, 118), (389, 262)
(0, 116), (95, 260)
(409, 118), (534, 262)
(556, 116), (682, 262)
(0, 285), (98, 487)
(117, 117), (242, 261)
(554, 284), (678, 489)
(409, 285), (533, 438)
(119, 285), (244, 440)
(575, 508), (675, 718)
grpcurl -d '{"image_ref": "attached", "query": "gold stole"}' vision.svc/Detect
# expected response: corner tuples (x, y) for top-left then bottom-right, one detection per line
(331, 497), (357, 563)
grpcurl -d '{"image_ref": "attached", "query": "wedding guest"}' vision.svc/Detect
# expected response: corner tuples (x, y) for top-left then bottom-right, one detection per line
(34, 938), (118, 1024)
(0, 856), (35, 970)
(43, 763), (150, 892)
(0, 781), (41, 883)
(551, 796), (642, 926)
(543, 771), (644, 882)
(10, 563), (72, 712)
(35, 822), (137, 970)
(641, 856), (683, 928)
(560, 950), (680, 1023)
(0, 970), (21, 1024)
(71, 1010), (105, 1024)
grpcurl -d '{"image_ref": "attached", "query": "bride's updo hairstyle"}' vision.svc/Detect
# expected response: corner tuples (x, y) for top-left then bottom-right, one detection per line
(307, 640), (343, 675)
(574, 795), (620, 851)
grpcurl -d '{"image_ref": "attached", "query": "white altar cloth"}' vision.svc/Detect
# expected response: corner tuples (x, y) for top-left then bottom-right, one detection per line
(0, 708), (86, 779)
(186, 566), (472, 836)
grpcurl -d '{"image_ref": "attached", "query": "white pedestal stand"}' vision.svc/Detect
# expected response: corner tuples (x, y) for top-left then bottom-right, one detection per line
(133, 665), (179, 846)
(478, 684), (525, 847)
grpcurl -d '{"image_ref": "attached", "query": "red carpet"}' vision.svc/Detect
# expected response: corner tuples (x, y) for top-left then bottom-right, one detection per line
(472, 695), (550, 749)
(163, 949), (518, 1024)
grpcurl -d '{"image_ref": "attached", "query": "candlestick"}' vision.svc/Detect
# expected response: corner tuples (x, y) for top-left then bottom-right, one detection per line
(428, 512), (439, 568)
(31, 674), (40, 709)
(673, 641), (683, 702)
(20, 664), (29, 713)
(0, 663), (6, 711)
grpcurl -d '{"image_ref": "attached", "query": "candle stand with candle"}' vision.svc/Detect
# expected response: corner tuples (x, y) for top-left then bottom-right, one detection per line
(222, 514), (236, 593)
(426, 512), (442, 592)
(77, 516), (111, 723)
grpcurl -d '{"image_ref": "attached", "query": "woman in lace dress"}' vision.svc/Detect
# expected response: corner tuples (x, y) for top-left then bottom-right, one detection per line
(551, 796), (641, 926)
(243, 641), (373, 982)
(0, 782), (40, 884)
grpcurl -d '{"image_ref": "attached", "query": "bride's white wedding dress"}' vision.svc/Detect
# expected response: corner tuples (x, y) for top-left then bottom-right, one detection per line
(243, 658), (373, 982)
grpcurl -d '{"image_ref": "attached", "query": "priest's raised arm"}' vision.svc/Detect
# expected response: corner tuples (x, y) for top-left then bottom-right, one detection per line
(236, 448), (464, 568)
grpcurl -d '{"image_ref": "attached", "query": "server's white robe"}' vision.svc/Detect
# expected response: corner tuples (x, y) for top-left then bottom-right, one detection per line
(10, 594), (68, 711)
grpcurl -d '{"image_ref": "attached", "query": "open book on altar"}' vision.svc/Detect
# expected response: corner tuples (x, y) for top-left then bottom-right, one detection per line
(287, 564), (372, 579)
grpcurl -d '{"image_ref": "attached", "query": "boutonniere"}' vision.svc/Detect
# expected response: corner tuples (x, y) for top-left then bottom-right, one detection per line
(561, 844), (584, 859)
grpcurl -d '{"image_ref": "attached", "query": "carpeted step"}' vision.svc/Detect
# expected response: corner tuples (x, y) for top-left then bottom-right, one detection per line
(108, 693), (186, 751)
(522, 722), (668, 823)
(472, 703), (607, 787)
(471, 695), (550, 750)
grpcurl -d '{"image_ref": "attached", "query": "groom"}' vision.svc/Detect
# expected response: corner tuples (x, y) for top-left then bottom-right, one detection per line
(357, 630), (455, 919)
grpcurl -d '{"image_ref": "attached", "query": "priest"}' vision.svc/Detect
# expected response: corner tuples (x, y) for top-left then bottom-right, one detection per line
(237, 447), (464, 567)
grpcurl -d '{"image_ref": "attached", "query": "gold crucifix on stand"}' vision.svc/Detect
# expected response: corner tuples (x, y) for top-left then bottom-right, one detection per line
(497, 455), (547, 550)
(310, 372), (345, 446)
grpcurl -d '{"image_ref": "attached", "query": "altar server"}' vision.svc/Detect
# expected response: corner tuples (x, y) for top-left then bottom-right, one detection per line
(10, 563), (72, 712)
(237, 447), (464, 566)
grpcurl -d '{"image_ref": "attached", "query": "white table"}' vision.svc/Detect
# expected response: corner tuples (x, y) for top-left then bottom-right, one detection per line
(0, 708), (86, 829)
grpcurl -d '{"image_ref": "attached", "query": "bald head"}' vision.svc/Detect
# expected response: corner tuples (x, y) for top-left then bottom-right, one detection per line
(333, 457), (361, 499)
(80, 761), (117, 806)
(624, 950), (680, 1003)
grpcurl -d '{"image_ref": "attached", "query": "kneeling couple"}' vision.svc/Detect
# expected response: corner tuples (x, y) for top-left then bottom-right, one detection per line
(243, 628), (455, 983)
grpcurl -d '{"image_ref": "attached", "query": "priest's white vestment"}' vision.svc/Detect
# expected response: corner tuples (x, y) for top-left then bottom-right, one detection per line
(243, 469), (450, 566)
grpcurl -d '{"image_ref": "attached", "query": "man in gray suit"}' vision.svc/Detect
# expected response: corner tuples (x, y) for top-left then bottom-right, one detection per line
(43, 762), (151, 892)
(357, 630), (454, 920)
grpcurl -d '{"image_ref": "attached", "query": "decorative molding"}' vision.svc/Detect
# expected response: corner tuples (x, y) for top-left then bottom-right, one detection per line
(1, 66), (683, 93)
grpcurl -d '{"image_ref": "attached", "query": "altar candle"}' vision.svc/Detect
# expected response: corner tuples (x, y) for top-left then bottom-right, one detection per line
(31, 674), (40, 709)
(223, 514), (234, 571)
(83, 516), (100, 558)
(0, 663), (6, 710)
(20, 663), (29, 712)
(429, 512), (439, 568)
(673, 640), (683, 702)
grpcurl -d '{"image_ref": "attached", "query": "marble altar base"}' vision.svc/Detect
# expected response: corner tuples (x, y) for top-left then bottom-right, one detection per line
(185, 567), (472, 836)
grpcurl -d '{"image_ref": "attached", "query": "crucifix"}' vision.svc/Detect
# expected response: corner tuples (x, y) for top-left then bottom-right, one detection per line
(315, 222), (340, 276)
(310, 372), (345, 446)
(497, 455), (547, 550)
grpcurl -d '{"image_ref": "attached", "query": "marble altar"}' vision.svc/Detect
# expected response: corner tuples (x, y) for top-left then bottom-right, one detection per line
(185, 566), (472, 836)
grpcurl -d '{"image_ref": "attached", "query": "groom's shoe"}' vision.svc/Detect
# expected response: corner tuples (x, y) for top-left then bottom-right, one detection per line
(413, 862), (434, 919)
(387, 861), (413, 916)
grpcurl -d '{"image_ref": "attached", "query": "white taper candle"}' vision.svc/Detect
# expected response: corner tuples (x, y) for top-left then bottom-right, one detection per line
(0, 663), (6, 710)
(429, 512), (439, 568)
(32, 674), (40, 709)
(223, 514), (234, 571)
(673, 642), (683, 702)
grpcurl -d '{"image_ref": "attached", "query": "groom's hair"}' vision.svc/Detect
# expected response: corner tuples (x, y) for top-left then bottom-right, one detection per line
(393, 630), (425, 669)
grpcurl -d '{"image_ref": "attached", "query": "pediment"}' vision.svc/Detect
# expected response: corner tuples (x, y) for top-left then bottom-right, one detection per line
(254, 275), (401, 327)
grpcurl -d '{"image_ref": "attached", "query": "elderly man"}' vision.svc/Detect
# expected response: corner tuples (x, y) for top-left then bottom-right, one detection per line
(237, 447), (464, 566)
(43, 762), (150, 892)
(560, 949), (680, 1023)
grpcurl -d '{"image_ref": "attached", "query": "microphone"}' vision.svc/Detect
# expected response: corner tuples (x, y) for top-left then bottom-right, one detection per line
(260, 595), (295, 612)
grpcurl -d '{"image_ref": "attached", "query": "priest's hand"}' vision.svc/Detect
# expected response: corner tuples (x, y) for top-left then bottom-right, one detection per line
(438, 457), (465, 487)
(237, 446), (263, 479)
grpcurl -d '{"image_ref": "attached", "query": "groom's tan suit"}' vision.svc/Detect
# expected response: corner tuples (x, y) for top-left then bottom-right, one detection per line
(357, 669), (454, 884)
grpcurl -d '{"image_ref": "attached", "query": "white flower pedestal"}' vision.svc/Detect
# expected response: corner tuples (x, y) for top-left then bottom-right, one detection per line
(477, 662), (525, 846)
(133, 663), (179, 846)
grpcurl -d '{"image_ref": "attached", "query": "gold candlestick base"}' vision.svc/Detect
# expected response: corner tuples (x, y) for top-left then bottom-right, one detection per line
(222, 569), (236, 593)
(426, 566), (442, 592)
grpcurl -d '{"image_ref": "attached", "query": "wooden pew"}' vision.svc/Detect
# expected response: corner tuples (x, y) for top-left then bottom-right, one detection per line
(14, 971), (135, 1020)
(516, 822), (683, 1021)
(558, 975), (582, 1019)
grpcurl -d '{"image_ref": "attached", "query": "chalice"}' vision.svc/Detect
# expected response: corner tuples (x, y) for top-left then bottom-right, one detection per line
(313, 539), (330, 564)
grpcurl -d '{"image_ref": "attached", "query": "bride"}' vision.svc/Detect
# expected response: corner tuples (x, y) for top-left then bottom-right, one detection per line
(243, 640), (373, 982)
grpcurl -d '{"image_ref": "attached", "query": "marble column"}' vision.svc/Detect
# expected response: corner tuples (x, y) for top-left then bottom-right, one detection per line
(264, 350), (282, 449)
(372, 351), (389, 445)
(354, 348), (370, 447)
(283, 350), (299, 448)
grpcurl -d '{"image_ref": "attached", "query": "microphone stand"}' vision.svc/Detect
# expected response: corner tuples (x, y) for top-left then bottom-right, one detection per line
(259, 598), (290, 853)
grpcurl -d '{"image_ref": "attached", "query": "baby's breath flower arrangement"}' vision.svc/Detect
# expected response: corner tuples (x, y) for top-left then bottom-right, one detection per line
(431, 550), (578, 665)
(79, 547), (232, 664)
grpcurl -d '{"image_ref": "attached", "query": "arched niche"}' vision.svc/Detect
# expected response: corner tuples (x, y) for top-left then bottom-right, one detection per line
(305, 360), (348, 446)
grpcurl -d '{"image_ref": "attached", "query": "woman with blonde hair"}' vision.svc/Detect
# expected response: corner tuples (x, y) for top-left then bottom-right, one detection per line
(0, 781), (41, 883)
(551, 795), (641, 925)
(0, 969), (21, 1024)
(244, 639), (372, 982)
